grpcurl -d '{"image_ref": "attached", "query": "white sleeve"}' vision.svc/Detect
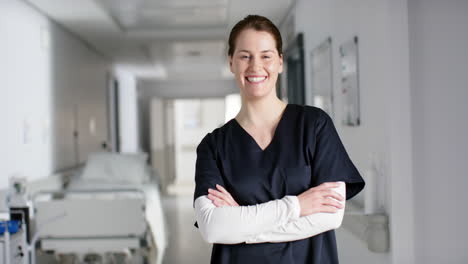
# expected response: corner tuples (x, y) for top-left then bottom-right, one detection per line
(246, 181), (346, 244)
(194, 195), (301, 244)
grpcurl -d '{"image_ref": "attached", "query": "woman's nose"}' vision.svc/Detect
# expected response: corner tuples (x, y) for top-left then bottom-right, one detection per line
(248, 57), (262, 71)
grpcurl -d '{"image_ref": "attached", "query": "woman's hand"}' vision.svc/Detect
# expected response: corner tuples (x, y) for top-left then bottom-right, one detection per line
(297, 182), (345, 217)
(207, 184), (239, 207)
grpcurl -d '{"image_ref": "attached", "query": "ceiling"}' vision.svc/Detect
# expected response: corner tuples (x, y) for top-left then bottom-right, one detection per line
(25, 0), (295, 81)
(98, 0), (230, 30)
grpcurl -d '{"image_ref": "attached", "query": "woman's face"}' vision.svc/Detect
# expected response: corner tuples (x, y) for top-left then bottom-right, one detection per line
(229, 29), (283, 100)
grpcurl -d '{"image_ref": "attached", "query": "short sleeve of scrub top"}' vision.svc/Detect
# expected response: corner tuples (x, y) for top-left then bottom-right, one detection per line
(193, 104), (365, 264)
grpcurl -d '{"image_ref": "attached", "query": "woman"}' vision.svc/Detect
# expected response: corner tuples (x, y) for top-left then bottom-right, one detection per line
(193, 15), (365, 264)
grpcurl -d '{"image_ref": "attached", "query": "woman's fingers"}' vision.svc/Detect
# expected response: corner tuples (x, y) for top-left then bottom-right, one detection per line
(216, 185), (239, 205)
(208, 189), (228, 201)
(321, 189), (345, 201)
(319, 205), (339, 213)
(305, 187), (344, 201)
(216, 185), (235, 200)
(322, 197), (344, 209)
(207, 194), (227, 207)
(215, 185), (240, 206)
(297, 182), (346, 216)
(309, 183), (344, 199)
(216, 184), (230, 195)
(213, 185), (231, 200)
(208, 187), (239, 206)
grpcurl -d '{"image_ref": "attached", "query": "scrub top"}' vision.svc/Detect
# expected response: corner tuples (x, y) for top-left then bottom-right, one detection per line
(193, 104), (365, 264)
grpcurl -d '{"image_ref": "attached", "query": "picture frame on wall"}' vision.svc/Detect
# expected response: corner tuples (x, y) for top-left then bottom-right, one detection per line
(339, 36), (361, 126)
(310, 37), (334, 118)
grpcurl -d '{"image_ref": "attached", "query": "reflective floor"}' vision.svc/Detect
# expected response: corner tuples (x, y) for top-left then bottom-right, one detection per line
(162, 195), (212, 264)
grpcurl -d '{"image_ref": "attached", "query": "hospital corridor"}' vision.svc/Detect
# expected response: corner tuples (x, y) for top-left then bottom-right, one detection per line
(1, 0), (467, 263)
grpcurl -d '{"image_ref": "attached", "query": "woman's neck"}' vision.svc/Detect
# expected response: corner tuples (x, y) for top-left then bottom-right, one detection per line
(236, 96), (287, 127)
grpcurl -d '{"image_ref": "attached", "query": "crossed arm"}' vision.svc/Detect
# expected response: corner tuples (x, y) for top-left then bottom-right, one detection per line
(194, 181), (346, 244)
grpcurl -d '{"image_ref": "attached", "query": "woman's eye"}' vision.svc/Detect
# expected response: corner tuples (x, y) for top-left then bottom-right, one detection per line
(241, 55), (250, 59)
(263, 56), (271, 59)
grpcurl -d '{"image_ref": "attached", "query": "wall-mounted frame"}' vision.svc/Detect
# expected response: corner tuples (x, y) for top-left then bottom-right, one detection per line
(339, 36), (360, 126)
(310, 37), (334, 118)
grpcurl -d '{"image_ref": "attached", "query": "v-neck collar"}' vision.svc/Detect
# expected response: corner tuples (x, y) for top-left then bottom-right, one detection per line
(232, 104), (290, 152)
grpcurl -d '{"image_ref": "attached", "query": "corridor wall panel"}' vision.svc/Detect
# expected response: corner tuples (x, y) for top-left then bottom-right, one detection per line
(409, 0), (468, 262)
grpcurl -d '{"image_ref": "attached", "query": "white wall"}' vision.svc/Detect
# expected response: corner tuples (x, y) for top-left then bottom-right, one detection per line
(0, 0), (110, 188)
(49, 16), (110, 168)
(290, 0), (415, 263)
(408, 0), (468, 263)
(1, 0), (53, 187)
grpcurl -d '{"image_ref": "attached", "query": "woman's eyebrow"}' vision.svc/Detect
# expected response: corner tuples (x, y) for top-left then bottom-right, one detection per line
(237, 50), (274, 53)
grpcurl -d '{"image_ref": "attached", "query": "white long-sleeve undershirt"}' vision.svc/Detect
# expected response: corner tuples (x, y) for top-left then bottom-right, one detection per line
(194, 195), (301, 244)
(194, 182), (346, 244)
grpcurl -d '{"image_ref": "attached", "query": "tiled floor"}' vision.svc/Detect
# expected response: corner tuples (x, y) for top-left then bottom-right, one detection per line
(161, 194), (212, 264)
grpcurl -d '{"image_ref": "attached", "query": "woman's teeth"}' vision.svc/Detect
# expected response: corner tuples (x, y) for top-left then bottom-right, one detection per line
(246, 76), (267, 83)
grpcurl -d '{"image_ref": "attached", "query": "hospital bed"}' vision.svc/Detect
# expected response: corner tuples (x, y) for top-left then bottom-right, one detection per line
(31, 152), (167, 264)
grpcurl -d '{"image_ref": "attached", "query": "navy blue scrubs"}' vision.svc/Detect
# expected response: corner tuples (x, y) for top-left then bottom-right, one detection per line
(194, 104), (365, 264)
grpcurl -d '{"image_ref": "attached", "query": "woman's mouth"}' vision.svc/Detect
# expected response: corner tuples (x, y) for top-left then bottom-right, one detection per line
(245, 76), (267, 83)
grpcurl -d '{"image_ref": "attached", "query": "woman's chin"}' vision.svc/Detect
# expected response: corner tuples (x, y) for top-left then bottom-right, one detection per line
(242, 88), (273, 100)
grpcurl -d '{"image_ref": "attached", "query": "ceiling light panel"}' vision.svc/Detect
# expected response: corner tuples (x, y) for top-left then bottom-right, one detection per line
(172, 40), (224, 57)
(140, 0), (228, 8)
(97, 0), (229, 30)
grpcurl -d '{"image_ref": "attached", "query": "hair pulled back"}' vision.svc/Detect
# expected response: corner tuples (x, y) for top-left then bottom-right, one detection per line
(228, 15), (283, 57)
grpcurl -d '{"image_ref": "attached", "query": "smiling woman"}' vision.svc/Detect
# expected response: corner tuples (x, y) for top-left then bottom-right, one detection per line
(193, 15), (365, 264)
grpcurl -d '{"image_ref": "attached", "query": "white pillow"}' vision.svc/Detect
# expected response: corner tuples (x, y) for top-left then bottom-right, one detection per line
(82, 152), (149, 184)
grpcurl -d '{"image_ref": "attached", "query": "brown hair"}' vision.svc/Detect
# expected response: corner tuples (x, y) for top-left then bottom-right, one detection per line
(228, 15), (283, 57)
